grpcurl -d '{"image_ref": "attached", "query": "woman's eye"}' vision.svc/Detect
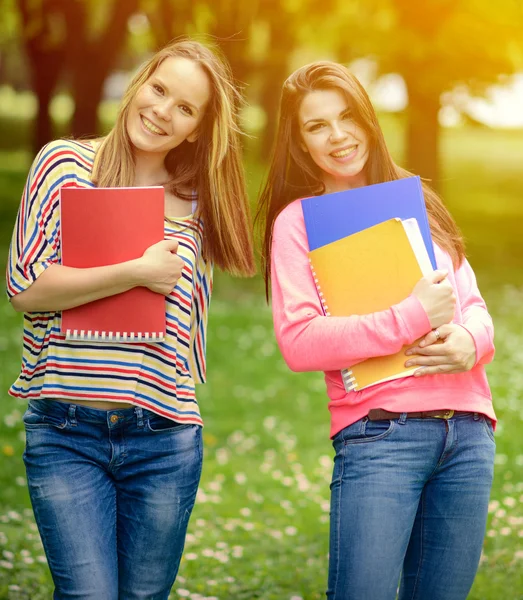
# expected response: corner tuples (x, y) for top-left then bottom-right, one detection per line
(342, 112), (353, 121)
(180, 105), (193, 116)
(152, 84), (164, 95)
(309, 123), (324, 132)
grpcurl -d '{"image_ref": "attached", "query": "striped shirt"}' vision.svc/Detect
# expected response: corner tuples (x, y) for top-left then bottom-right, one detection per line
(6, 139), (213, 426)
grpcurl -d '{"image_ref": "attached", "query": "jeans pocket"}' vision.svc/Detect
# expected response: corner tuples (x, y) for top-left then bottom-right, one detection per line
(146, 414), (194, 433)
(342, 418), (395, 445)
(482, 416), (496, 443)
(23, 401), (68, 430)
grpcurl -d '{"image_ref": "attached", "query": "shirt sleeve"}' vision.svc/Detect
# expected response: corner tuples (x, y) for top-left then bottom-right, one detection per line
(453, 257), (495, 366)
(6, 142), (67, 299)
(187, 253), (213, 384)
(270, 202), (432, 373)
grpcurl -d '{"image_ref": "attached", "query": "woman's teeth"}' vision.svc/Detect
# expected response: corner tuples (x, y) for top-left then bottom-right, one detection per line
(331, 146), (356, 158)
(141, 116), (166, 135)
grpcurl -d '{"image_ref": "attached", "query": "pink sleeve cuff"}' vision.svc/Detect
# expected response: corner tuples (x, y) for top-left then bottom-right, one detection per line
(395, 294), (432, 343)
(458, 321), (494, 366)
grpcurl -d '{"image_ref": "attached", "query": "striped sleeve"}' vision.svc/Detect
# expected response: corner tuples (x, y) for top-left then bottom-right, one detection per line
(187, 254), (213, 384)
(6, 141), (79, 299)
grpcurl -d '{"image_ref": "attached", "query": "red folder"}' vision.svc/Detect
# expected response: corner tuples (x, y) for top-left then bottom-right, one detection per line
(60, 187), (166, 343)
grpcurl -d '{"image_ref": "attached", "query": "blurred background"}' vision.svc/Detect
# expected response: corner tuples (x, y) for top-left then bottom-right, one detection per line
(0, 1), (522, 598)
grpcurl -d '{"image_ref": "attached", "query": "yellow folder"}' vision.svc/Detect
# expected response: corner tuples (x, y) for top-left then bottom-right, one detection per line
(308, 218), (431, 391)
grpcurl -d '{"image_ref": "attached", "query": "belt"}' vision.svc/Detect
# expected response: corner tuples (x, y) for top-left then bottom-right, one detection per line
(368, 408), (457, 421)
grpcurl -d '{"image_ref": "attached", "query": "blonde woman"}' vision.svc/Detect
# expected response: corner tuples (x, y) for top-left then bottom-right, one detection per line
(257, 61), (495, 600)
(7, 39), (254, 599)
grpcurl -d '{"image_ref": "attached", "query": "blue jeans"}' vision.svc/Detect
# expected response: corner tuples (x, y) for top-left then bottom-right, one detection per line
(23, 399), (203, 600)
(327, 412), (495, 600)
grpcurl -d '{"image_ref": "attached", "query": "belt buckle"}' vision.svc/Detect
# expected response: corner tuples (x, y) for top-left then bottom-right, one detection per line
(434, 410), (454, 419)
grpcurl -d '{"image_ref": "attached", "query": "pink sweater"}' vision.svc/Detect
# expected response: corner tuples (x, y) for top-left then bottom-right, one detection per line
(271, 199), (496, 438)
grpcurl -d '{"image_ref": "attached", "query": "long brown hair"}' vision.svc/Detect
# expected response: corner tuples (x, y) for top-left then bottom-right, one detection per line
(256, 61), (464, 295)
(92, 39), (255, 276)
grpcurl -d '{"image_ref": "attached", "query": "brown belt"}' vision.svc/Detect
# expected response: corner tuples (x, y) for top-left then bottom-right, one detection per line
(368, 408), (459, 421)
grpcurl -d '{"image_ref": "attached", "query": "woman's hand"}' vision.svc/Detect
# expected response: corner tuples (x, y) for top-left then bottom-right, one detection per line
(136, 239), (184, 295)
(412, 270), (456, 329)
(404, 324), (476, 376)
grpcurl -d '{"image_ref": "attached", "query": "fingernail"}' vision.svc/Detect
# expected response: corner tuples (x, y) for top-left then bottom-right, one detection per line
(405, 361), (412, 367)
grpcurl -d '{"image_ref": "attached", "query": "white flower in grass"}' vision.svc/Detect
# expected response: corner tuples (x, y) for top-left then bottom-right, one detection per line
(235, 473), (247, 485)
(263, 416), (277, 431)
(270, 530), (283, 540)
(290, 596), (304, 600)
(37, 555), (47, 563)
(15, 477), (25, 486)
(285, 526), (298, 536)
(196, 519), (207, 527)
(184, 553), (198, 560)
(243, 522), (255, 531)
(500, 527), (512, 536)
(282, 477), (294, 487)
(272, 470), (283, 481)
(216, 448), (229, 465)
(208, 481), (222, 492)
(240, 507), (251, 517)
(503, 496), (517, 508)
(495, 509), (507, 518)
(178, 576), (186, 583)
(488, 500), (500, 512)
(177, 590), (191, 597)
(215, 551), (229, 563)
(232, 546), (243, 558)
(206, 580), (217, 586)
(225, 576), (235, 583)
(223, 522), (235, 531)
(514, 550), (523, 560)
(216, 541), (228, 549)
(8, 585), (21, 592)
(0, 560), (13, 569)
(202, 548), (214, 557)
(2, 551), (14, 560)
(487, 529), (497, 537)
(23, 557), (35, 564)
(319, 515), (329, 524)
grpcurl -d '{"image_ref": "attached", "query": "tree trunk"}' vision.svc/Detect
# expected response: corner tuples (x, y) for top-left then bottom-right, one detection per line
(403, 73), (442, 190)
(18, 0), (66, 153)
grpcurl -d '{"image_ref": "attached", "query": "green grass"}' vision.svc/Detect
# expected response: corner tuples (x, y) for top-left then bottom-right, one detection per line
(0, 118), (522, 598)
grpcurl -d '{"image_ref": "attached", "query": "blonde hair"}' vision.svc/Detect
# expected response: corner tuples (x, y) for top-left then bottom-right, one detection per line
(92, 38), (255, 276)
(256, 61), (464, 295)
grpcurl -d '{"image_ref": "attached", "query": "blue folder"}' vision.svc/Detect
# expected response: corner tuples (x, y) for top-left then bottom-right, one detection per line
(301, 176), (437, 269)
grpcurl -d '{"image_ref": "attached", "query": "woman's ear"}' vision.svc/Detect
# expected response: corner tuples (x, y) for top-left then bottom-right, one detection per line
(187, 130), (199, 143)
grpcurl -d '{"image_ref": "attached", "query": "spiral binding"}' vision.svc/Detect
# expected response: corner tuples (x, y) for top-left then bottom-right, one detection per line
(64, 330), (164, 343)
(308, 257), (358, 392)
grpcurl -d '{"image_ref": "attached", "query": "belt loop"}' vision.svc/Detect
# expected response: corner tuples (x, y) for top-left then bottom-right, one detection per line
(359, 417), (368, 434)
(473, 412), (480, 421)
(68, 404), (77, 427)
(398, 412), (408, 425)
(135, 406), (144, 429)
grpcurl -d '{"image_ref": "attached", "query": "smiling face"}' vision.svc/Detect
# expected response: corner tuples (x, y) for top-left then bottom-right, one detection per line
(126, 56), (211, 160)
(298, 88), (370, 193)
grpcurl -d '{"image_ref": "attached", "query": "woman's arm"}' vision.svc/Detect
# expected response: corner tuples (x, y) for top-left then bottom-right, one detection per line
(7, 141), (183, 314)
(404, 257), (495, 375)
(10, 239), (183, 313)
(270, 203), (434, 373)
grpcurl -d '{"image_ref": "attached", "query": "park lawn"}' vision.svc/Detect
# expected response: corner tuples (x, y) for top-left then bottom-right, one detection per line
(0, 119), (522, 598)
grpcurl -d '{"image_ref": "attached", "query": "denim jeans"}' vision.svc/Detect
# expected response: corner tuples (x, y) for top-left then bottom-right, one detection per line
(327, 412), (495, 600)
(23, 399), (203, 600)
